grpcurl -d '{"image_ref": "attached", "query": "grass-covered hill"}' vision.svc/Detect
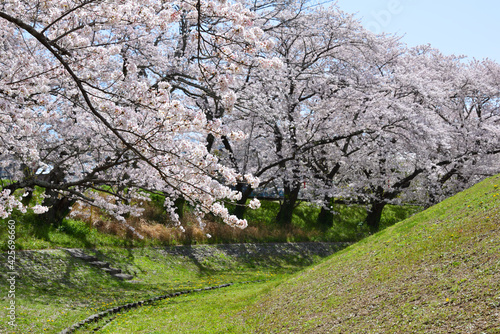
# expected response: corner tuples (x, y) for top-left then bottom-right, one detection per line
(0, 175), (498, 333)
(242, 174), (500, 333)
(0, 243), (343, 333)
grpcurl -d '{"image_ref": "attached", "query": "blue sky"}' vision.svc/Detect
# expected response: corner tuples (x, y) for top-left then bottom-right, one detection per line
(333, 0), (500, 61)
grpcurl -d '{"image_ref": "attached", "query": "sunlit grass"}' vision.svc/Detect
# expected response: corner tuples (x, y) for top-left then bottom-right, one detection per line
(99, 280), (280, 334)
(77, 174), (500, 333)
(0, 245), (327, 333)
(240, 174), (500, 333)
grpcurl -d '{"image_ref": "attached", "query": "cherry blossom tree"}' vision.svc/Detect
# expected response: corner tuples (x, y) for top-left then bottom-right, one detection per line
(219, 4), (500, 230)
(410, 49), (500, 204)
(216, 3), (413, 226)
(2, 0), (498, 235)
(332, 46), (500, 233)
(0, 0), (268, 228)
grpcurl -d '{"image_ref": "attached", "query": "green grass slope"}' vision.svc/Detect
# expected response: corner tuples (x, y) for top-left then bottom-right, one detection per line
(0, 244), (338, 333)
(243, 175), (500, 333)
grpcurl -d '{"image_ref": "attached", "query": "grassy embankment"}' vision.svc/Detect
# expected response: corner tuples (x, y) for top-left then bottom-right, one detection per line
(0, 184), (419, 333)
(92, 174), (500, 333)
(0, 243), (342, 333)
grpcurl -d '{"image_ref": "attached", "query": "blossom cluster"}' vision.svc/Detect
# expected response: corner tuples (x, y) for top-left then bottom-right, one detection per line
(0, 190), (24, 219)
(1, 0), (498, 233)
(0, 0), (277, 228)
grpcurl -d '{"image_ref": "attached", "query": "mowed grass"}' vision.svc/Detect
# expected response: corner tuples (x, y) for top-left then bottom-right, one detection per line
(242, 174), (500, 333)
(96, 174), (500, 333)
(0, 245), (329, 334)
(79, 280), (280, 333)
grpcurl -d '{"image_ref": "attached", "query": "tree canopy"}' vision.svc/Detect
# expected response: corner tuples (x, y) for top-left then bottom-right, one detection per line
(1, 0), (499, 232)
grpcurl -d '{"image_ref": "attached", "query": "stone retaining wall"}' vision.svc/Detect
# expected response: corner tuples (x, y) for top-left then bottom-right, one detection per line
(154, 242), (349, 260)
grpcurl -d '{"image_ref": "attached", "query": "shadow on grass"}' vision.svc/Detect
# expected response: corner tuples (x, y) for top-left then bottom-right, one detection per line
(0, 250), (129, 305)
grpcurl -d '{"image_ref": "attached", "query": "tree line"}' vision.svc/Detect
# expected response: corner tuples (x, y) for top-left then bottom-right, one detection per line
(1, 0), (498, 234)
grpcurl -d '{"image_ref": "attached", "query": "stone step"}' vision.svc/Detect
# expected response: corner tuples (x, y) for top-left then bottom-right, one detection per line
(65, 248), (133, 280)
(102, 267), (122, 275)
(65, 249), (98, 262)
(89, 261), (110, 268)
(113, 273), (134, 280)
(76, 254), (98, 262)
(65, 249), (85, 257)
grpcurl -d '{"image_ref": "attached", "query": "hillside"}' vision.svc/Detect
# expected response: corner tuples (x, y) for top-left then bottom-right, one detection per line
(1, 175), (498, 333)
(243, 174), (500, 333)
(0, 243), (343, 333)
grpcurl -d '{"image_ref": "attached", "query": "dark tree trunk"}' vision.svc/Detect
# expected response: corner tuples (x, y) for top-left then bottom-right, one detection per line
(21, 190), (33, 206)
(363, 168), (424, 234)
(206, 133), (215, 152)
(38, 165), (75, 226)
(41, 196), (76, 227)
(275, 184), (300, 226)
(174, 197), (186, 221)
(19, 163), (35, 206)
(314, 163), (341, 229)
(365, 201), (386, 234)
(232, 183), (253, 219)
(316, 195), (334, 230)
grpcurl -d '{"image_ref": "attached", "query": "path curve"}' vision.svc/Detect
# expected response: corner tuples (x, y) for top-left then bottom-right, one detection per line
(58, 279), (267, 334)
